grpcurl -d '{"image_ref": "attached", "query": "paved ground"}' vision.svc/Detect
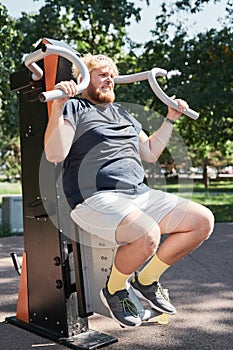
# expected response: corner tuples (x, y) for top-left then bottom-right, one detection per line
(0, 222), (232, 349)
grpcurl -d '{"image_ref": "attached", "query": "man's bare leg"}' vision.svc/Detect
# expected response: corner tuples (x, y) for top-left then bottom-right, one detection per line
(114, 210), (161, 274)
(101, 200), (214, 321)
(114, 200), (214, 275)
(157, 200), (214, 265)
(108, 200), (214, 296)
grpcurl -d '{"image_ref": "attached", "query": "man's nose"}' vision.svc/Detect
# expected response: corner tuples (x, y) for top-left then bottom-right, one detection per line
(106, 75), (114, 84)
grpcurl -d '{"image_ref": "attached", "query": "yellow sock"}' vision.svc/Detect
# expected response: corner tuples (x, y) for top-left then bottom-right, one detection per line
(107, 264), (131, 295)
(138, 255), (170, 286)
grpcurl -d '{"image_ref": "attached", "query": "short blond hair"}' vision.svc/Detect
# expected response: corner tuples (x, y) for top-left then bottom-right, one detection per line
(73, 53), (119, 80)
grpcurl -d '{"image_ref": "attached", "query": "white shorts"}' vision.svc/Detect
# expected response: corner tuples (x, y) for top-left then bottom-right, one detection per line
(70, 189), (188, 244)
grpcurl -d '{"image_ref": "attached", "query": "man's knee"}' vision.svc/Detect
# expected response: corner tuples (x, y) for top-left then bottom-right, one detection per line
(198, 206), (215, 241)
(116, 210), (161, 252)
(136, 223), (161, 257)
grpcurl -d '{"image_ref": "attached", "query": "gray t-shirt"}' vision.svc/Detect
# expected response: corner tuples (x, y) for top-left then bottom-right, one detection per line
(62, 98), (148, 208)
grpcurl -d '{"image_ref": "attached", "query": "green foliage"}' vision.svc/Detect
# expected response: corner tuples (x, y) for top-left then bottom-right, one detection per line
(0, 0), (147, 180)
(0, 136), (21, 181)
(169, 27), (233, 169)
(16, 0), (145, 57)
(175, 0), (221, 13)
(0, 5), (24, 180)
(0, 225), (11, 238)
(0, 0), (232, 182)
(123, 1), (233, 172)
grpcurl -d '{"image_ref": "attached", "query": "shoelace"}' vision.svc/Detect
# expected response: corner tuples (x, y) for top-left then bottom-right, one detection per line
(156, 282), (170, 302)
(121, 298), (140, 318)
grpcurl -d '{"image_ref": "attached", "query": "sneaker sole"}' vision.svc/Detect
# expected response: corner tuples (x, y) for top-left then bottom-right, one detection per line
(99, 289), (142, 328)
(131, 287), (176, 315)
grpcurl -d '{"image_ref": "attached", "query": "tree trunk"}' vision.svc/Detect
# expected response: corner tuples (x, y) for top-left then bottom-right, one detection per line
(203, 157), (209, 190)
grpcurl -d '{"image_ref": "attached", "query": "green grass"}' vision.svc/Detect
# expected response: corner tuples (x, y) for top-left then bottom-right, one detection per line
(0, 181), (22, 197)
(156, 180), (233, 223)
(185, 193), (233, 222)
(159, 180), (233, 193)
(0, 180), (232, 238)
(0, 182), (22, 208)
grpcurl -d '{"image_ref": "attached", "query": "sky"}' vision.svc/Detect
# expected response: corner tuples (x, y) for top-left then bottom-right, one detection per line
(1, 0), (228, 43)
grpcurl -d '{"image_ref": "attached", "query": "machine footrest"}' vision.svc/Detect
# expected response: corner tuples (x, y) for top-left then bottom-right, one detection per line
(6, 316), (118, 350)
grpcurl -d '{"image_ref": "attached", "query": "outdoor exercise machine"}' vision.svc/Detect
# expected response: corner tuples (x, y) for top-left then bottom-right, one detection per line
(7, 38), (199, 350)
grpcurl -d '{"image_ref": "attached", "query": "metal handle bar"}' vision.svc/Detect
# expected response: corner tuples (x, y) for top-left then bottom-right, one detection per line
(24, 44), (90, 102)
(115, 67), (199, 120)
(114, 71), (149, 84)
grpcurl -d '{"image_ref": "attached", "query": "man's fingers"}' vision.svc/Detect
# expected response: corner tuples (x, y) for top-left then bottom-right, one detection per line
(55, 80), (79, 97)
(169, 95), (189, 111)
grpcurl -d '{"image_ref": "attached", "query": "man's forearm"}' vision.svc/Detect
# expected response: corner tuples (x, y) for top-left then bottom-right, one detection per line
(44, 100), (74, 163)
(148, 119), (174, 160)
(44, 101), (65, 147)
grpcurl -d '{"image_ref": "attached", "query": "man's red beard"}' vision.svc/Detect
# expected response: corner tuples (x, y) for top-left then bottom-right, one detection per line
(86, 82), (115, 104)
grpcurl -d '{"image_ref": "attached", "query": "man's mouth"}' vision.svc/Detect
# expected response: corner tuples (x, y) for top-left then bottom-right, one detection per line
(101, 86), (112, 92)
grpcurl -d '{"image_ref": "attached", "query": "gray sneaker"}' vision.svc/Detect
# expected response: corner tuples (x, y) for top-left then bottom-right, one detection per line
(131, 273), (176, 315)
(100, 284), (142, 327)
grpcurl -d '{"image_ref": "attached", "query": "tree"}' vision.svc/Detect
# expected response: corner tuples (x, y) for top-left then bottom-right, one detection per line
(0, 4), (24, 180)
(174, 0), (221, 13)
(1, 0), (232, 183)
(171, 27), (233, 153)
(16, 0), (149, 57)
(119, 1), (233, 186)
(1, 0), (149, 180)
